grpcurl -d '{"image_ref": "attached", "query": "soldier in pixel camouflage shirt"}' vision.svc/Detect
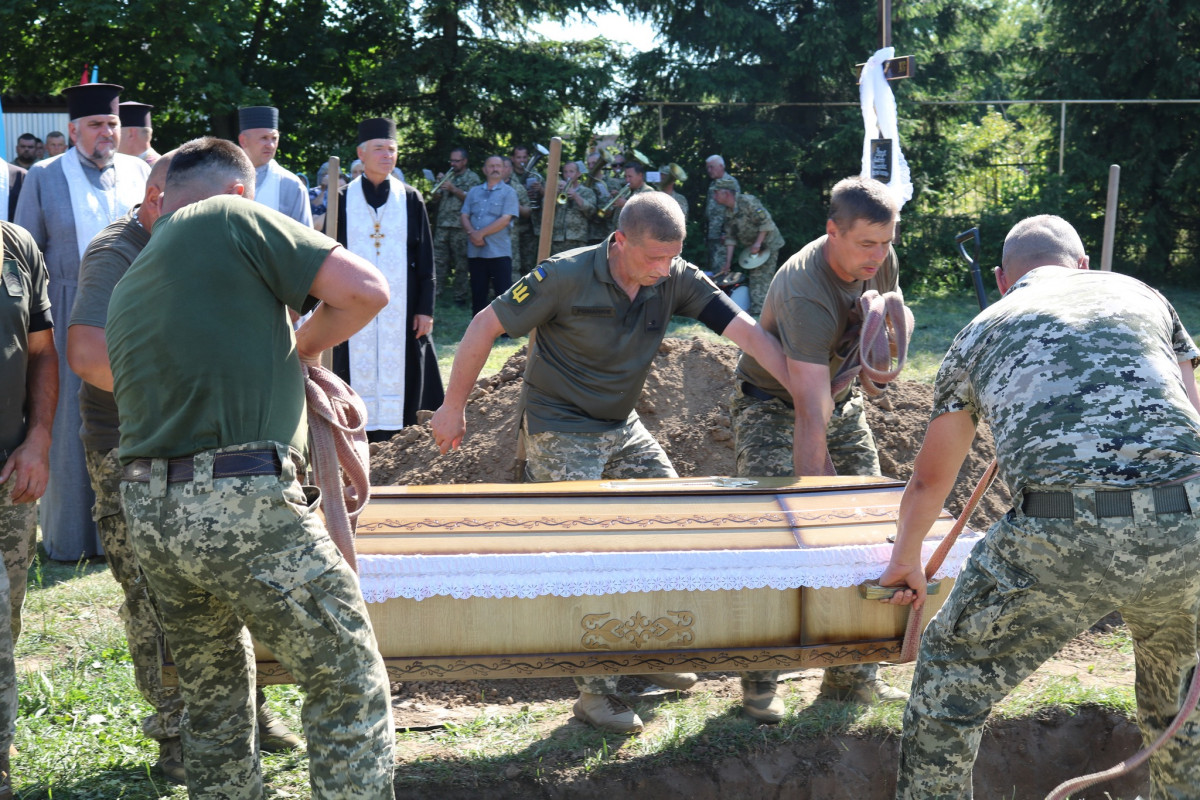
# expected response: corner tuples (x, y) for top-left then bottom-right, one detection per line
(431, 147), (481, 305)
(712, 176), (785, 315)
(550, 160), (596, 256)
(879, 214), (1200, 800)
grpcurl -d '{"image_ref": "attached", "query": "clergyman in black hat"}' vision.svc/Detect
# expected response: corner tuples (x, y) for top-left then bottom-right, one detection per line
(13, 82), (149, 564)
(117, 101), (161, 165)
(236, 105), (312, 226)
(324, 117), (443, 442)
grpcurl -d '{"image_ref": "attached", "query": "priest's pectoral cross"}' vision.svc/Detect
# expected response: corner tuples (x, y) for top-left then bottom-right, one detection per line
(370, 222), (385, 254)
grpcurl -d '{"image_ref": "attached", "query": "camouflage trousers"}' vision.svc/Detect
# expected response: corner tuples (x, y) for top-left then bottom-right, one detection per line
(743, 248), (780, 316)
(897, 485), (1200, 800)
(707, 240), (726, 274)
(524, 421), (679, 694)
(550, 239), (588, 259)
(433, 226), (469, 303)
(730, 383), (880, 686)
(0, 478), (33, 751)
(518, 223), (540, 284)
(85, 447), (186, 741)
(122, 441), (395, 800)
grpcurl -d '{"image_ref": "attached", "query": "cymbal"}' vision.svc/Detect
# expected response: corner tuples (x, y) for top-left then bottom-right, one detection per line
(738, 249), (771, 271)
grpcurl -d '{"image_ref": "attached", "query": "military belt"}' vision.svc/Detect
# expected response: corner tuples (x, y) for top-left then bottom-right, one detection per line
(1022, 484), (1191, 519)
(122, 450), (282, 484)
(741, 381), (792, 407)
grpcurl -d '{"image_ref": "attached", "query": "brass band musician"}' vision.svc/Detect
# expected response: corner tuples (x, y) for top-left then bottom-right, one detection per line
(550, 160), (596, 256)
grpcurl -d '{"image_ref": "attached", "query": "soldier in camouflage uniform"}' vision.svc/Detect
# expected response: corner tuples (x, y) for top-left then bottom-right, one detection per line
(432, 193), (793, 736)
(712, 176), (785, 315)
(106, 138), (394, 800)
(657, 165), (688, 219)
(0, 220), (58, 799)
(431, 147), (481, 305)
(550, 161), (596, 256)
(500, 156), (531, 282)
(583, 152), (611, 245)
(704, 155), (738, 274)
(730, 177), (909, 723)
(511, 145), (544, 285)
(879, 215), (1200, 800)
(67, 152), (300, 787)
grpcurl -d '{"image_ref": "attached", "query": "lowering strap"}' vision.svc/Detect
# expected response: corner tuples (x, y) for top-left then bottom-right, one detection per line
(304, 363), (370, 573)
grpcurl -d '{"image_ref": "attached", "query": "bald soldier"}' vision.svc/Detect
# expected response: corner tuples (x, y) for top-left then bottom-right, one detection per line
(14, 82), (149, 560)
(881, 215), (1200, 799)
(432, 193), (796, 735)
(236, 105), (313, 227)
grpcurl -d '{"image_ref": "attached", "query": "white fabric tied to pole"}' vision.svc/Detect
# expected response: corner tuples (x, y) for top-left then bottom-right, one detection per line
(860, 46), (913, 210)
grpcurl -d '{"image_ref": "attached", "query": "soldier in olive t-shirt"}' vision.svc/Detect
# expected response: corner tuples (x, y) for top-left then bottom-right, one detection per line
(108, 195), (328, 463)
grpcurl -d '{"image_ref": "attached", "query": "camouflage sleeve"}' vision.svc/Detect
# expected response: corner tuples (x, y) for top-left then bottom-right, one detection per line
(931, 332), (979, 424)
(1158, 289), (1200, 367)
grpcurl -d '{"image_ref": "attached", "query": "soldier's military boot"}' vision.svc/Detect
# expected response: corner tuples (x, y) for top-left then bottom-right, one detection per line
(256, 688), (303, 752)
(740, 676), (785, 723)
(573, 692), (644, 734)
(645, 672), (698, 691)
(0, 750), (12, 800)
(156, 737), (186, 785)
(818, 675), (908, 704)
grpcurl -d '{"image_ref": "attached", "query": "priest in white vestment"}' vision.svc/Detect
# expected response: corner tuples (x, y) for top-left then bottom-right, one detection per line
(14, 82), (149, 559)
(236, 105), (313, 227)
(326, 117), (443, 442)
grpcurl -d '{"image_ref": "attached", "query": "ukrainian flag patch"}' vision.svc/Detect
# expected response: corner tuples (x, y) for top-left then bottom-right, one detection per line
(534, 265), (547, 282)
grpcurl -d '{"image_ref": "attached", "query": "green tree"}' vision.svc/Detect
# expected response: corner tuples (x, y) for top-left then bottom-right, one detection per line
(1027, 0), (1200, 284)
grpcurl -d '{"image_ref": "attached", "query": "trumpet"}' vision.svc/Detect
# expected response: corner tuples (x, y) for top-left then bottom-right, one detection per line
(425, 167), (454, 199)
(596, 184), (631, 218)
(556, 177), (578, 205)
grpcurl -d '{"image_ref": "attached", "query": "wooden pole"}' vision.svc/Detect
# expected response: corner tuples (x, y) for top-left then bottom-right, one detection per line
(880, 0), (892, 48)
(321, 156), (340, 370)
(536, 137), (563, 265)
(1101, 164), (1120, 272)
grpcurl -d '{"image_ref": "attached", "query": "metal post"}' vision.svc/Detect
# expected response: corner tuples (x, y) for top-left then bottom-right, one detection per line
(658, 103), (664, 149)
(1100, 164), (1120, 272)
(880, 0), (892, 48)
(1059, 102), (1066, 175)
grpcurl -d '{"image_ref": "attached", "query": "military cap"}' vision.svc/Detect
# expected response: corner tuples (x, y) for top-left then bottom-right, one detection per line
(712, 176), (738, 192)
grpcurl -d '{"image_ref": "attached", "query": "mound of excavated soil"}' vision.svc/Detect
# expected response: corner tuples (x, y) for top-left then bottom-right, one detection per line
(371, 337), (1011, 529)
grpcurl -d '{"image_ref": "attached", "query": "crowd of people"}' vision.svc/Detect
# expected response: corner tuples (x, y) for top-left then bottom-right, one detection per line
(1, 80), (1199, 800)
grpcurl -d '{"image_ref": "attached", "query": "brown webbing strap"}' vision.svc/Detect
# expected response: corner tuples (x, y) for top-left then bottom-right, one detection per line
(1045, 653), (1200, 799)
(822, 289), (914, 476)
(896, 458), (998, 663)
(304, 363), (370, 572)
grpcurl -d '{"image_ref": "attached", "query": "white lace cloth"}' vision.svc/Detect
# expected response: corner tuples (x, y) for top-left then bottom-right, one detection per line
(357, 533), (984, 603)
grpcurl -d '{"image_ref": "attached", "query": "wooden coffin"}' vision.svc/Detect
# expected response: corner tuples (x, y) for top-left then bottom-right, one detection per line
(165, 476), (980, 685)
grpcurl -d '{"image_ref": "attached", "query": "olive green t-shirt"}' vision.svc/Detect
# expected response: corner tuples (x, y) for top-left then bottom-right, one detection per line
(69, 210), (150, 452)
(736, 234), (899, 401)
(107, 195), (332, 464)
(492, 238), (729, 433)
(0, 222), (52, 455)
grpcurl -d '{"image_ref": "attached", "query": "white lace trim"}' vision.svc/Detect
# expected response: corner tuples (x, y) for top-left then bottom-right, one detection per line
(357, 533), (983, 603)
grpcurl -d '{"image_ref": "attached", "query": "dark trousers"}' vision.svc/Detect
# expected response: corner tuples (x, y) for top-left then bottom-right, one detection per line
(469, 256), (513, 315)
